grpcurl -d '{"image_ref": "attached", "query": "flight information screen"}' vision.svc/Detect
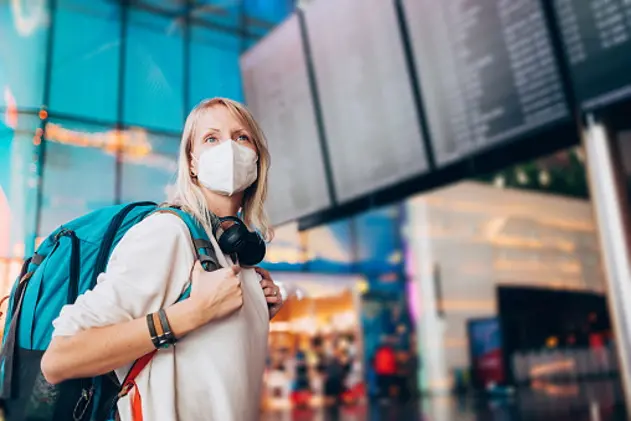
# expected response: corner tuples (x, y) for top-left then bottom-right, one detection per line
(241, 15), (332, 225)
(304, 0), (429, 204)
(554, 0), (631, 110)
(402, 0), (569, 167)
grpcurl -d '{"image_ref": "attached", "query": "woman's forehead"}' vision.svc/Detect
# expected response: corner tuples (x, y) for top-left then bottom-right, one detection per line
(196, 105), (246, 131)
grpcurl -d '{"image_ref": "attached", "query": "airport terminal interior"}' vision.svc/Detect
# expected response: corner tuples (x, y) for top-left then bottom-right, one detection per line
(2, 0), (631, 420)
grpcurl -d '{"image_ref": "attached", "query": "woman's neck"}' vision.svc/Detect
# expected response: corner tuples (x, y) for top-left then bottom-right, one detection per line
(203, 189), (243, 218)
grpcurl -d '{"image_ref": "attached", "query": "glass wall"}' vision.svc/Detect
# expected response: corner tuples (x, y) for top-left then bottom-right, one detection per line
(0, 0), (295, 290)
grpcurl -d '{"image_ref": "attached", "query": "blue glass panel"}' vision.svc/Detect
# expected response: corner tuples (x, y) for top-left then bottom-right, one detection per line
(0, 113), (39, 258)
(0, 2), (48, 108)
(245, 0), (293, 25)
(140, 0), (186, 12)
(124, 11), (184, 131)
(120, 131), (179, 203)
(49, 0), (121, 122)
(189, 26), (242, 108)
(355, 205), (403, 274)
(40, 119), (116, 236)
(304, 218), (355, 273)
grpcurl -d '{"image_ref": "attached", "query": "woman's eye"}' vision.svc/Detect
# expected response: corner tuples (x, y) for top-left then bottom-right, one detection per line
(205, 136), (218, 143)
(237, 134), (251, 142)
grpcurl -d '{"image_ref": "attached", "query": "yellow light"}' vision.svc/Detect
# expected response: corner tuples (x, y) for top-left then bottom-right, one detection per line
(355, 280), (369, 294)
(44, 123), (152, 158)
(545, 336), (558, 348)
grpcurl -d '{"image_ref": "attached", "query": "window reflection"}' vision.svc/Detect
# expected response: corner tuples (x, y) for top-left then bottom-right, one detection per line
(245, 0), (293, 26)
(50, 0), (121, 122)
(124, 10), (185, 131)
(120, 131), (179, 203)
(138, 0), (187, 13)
(0, 114), (40, 259)
(40, 119), (117, 236)
(0, 2), (48, 109)
(189, 26), (243, 107)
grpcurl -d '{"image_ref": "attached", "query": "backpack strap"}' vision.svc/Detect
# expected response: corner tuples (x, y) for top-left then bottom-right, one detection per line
(92, 201), (159, 289)
(111, 207), (220, 420)
(114, 350), (156, 421)
(152, 207), (220, 296)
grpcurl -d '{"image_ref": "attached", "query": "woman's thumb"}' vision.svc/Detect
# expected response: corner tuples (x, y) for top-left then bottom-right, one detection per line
(231, 265), (241, 275)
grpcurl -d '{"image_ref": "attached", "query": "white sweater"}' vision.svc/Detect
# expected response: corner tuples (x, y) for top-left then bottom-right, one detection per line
(52, 213), (270, 421)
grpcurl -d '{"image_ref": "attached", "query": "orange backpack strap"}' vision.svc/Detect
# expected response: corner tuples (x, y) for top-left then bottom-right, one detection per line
(117, 350), (157, 421)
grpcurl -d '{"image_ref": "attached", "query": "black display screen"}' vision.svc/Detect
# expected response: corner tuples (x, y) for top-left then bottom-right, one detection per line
(304, 0), (430, 204)
(402, 0), (569, 167)
(241, 15), (332, 225)
(554, 0), (631, 110)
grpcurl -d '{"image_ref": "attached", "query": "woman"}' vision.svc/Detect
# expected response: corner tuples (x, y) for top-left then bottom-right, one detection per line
(40, 98), (284, 421)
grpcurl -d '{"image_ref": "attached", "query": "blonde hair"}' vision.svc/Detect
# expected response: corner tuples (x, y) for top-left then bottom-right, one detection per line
(167, 97), (273, 241)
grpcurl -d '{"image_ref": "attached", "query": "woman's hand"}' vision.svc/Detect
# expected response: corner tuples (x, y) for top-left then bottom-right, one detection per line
(255, 267), (283, 320)
(190, 261), (243, 325)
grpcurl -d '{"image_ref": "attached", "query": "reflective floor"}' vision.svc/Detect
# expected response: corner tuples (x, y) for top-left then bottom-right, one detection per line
(261, 379), (627, 421)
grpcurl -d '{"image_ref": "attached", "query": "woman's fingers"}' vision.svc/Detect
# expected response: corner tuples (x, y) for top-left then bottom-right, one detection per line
(260, 279), (275, 289)
(262, 286), (280, 296)
(266, 295), (282, 303)
(254, 266), (271, 280)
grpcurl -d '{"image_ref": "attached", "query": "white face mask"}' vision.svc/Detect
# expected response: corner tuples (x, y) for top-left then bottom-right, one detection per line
(195, 140), (258, 196)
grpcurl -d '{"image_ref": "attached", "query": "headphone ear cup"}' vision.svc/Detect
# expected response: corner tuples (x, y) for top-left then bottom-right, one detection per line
(214, 216), (266, 265)
(238, 234), (267, 267)
(217, 224), (249, 254)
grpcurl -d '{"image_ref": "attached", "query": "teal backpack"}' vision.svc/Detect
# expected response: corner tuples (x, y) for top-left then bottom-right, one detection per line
(0, 201), (218, 421)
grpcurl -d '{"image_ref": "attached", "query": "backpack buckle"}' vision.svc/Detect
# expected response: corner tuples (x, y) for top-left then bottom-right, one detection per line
(118, 382), (134, 399)
(54, 228), (72, 241)
(73, 386), (94, 421)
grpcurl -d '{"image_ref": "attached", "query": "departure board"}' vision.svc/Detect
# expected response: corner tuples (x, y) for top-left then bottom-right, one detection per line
(402, 0), (569, 167)
(240, 15), (332, 226)
(554, 0), (631, 110)
(304, 0), (429, 204)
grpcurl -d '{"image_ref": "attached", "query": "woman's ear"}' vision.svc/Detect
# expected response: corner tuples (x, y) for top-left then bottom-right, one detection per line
(189, 154), (197, 177)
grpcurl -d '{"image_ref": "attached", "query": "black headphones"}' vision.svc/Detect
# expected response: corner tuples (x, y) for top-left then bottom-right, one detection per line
(213, 216), (266, 267)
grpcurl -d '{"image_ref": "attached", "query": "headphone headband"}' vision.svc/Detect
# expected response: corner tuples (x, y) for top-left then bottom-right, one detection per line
(218, 216), (243, 225)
